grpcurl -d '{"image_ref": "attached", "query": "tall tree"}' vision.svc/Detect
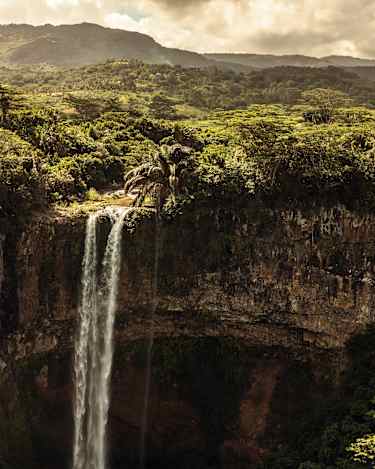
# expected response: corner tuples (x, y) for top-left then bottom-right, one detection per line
(301, 88), (353, 123)
(65, 94), (102, 120)
(124, 144), (191, 210)
(149, 93), (177, 120)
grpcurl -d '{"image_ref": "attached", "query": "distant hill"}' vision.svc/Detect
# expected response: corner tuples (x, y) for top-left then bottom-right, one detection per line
(205, 53), (327, 68)
(1, 23), (375, 72)
(0, 23), (216, 68)
(323, 55), (375, 67)
(344, 66), (375, 81)
(206, 53), (375, 69)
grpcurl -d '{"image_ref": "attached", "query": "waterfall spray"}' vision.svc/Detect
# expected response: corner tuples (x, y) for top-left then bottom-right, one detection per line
(73, 207), (130, 469)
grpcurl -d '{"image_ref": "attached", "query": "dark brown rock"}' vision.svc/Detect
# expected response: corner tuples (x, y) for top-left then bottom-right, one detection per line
(0, 203), (374, 467)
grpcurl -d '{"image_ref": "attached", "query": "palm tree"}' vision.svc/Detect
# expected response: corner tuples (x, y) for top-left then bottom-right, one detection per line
(124, 144), (191, 211)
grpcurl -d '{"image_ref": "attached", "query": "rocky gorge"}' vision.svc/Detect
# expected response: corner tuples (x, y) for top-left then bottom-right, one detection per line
(1, 200), (375, 469)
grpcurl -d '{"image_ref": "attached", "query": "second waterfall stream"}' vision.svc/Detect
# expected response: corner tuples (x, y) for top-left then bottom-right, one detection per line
(72, 207), (130, 469)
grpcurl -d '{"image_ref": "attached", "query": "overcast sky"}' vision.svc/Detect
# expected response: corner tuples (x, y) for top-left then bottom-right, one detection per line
(0, 0), (374, 57)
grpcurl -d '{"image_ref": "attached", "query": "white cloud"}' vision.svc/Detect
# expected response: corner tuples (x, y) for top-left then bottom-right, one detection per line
(105, 12), (141, 32)
(0, 0), (374, 58)
(46, 0), (80, 9)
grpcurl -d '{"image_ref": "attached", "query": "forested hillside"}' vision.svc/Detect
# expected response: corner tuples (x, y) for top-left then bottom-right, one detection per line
(206, 53), (375, 69)
(0, 23), (214, 68)
(2, 59), (375, 220)
(2, 23), (375, 73)
(1, 60), (375, 119)
(1, 51), (375, 467)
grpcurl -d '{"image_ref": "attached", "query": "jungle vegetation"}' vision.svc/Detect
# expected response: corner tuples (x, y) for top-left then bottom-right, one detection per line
(1, 59), (375, 467)
(2, 61), (375, 219)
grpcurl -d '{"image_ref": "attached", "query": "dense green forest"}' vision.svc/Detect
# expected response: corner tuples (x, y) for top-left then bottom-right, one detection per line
(1, 60), (375, 114)
(2, 59), (375, 467)
(2, 60), (375, 218)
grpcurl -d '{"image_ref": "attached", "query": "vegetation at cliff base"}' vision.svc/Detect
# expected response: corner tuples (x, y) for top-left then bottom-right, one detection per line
(261, 326), (375, 469)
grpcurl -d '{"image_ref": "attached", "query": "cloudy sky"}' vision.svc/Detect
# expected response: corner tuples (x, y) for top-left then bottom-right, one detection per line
(0, 0), (374, 57)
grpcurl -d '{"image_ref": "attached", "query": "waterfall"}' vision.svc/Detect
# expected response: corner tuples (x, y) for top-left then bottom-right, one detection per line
(73, 207), (130, 469)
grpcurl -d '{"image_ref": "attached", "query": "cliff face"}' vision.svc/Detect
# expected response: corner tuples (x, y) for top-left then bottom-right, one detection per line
(1, 203), (375, 468)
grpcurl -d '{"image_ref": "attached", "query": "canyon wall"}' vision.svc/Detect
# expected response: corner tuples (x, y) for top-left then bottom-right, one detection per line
(1, 202), (375, 468)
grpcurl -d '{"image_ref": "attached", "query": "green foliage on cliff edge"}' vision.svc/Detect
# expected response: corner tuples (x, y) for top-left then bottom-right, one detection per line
(0, 129), (46, 217)
(2, 62), (375, 217)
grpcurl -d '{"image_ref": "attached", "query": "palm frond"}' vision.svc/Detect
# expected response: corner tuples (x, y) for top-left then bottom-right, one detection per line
(124, 145), (191, 209)
(124, 175), (147, 192)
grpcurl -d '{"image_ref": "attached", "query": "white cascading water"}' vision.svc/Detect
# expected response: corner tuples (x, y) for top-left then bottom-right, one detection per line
(73, 207), (130, 469)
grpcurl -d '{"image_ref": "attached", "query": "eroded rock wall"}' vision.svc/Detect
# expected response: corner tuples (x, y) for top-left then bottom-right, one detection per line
(120, 204), (375, 351)
(0, 203), (374, 467)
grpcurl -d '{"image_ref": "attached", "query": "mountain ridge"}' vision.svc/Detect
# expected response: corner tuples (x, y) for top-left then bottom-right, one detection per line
(1, 22), (375, 70)
(0, 22), (214, 68)
(205, 53), (375, 69)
